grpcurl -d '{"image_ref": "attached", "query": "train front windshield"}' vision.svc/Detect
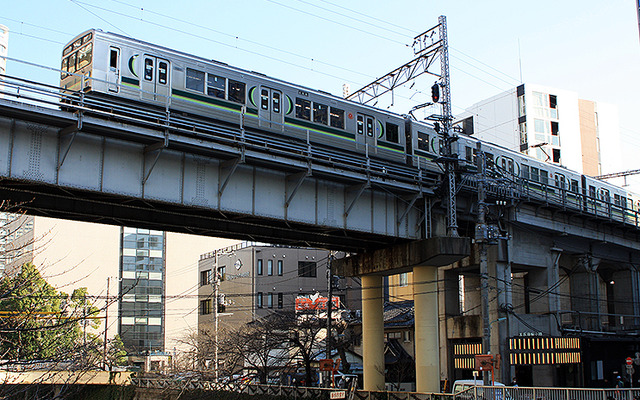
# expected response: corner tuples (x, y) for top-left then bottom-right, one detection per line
(60, 32), (93, 90)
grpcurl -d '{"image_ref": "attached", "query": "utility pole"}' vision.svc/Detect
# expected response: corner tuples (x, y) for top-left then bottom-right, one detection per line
(438, 15), (458, 238)
(103, 276), (110, 370)
(213, 253), (219, 382)
(326, 253), (334, 387)
(475, 142), (491, 385)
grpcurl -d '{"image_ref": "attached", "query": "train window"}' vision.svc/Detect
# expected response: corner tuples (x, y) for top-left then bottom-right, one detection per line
(330, 107), (344, 129)
(313, 103), (328, 125)
(186, 68), (205, 92)
(228, 80), (245, 104)
(73, 38), (83, 50)
(486, 153), (494, 168)
(417, 132), (429, 151)
(109, 49), (118, 69)
(77, 44), (92, 69)
(63, 44), (73, 56)
(158, 61), (168, 85)
(521, 164), (529, 180)
(530, 167), (539, 182)
(273, 92), (280, 113)
(386, 123), (398, 143)
(540, 170), (549, 185)
(614, 194), (621, 206)
(61, 58), (68, 79)
(295, 98), (311, 120)
(144, 59), (154, 81)
(356, 116), (364, 135)
(261, 89), (269, 110)
(555, 174), (565, 189)
(207, 75), (225, 98)
(589, 186), (596, 199)
(465, 147), (473, 162)
(68, 52), (77, 73)
(366, 117), (374, 137)
(570, 179), (579, 193)
(82, 33), (92, 44)
(507, 159), (514, 173)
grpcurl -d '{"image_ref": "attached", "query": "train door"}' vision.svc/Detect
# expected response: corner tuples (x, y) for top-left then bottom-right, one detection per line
(258, 86), (283, 130)
(140, 55), (170, 104)
(555, 173), (566, 204)
(106, 47), (120, 93)
(355, 113), (376, 155)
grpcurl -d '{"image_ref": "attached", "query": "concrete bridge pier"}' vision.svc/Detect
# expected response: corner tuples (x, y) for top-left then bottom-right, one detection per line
(336, 236), (470, 393)
(413, 265), (440, 392)
(361, 274), (385, 391)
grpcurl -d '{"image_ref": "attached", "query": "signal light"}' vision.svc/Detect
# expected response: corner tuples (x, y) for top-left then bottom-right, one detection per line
(431, 83), (440, 103)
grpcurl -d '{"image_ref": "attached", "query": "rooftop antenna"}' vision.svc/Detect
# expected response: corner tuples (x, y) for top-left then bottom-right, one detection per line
(518, 38), (523, 83)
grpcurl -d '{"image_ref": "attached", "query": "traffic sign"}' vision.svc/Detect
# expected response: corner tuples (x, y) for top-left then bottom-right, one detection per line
(627, 357), (633, 366)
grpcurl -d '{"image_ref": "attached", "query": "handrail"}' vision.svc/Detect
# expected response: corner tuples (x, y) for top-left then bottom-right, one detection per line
(1, 55), (639, 231)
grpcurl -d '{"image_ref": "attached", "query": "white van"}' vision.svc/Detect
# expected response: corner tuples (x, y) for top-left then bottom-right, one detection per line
(452, 379), (508, 400)
(452, 379), (506, 393)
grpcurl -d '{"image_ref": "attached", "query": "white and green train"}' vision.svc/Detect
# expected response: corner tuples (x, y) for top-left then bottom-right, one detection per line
(60, 29), (640, 225)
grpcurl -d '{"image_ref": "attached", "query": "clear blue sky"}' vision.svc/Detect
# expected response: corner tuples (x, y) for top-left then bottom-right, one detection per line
(3, 0), (640, 168)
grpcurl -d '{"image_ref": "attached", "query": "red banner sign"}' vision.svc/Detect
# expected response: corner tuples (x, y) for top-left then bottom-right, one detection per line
(295, 296), (340, 312)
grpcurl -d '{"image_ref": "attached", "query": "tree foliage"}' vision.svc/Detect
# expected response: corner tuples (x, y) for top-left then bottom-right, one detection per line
(0, 262), (101, 363)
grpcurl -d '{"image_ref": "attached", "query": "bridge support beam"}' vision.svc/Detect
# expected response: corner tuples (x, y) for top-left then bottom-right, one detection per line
(361, 274), (385, 391)
(413, 265), (440, 392)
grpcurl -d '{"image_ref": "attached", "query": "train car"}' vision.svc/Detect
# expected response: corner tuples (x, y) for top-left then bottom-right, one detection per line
(60, 29), (418, 166)
(60, 29), (639, 227)
(450, 128), (638, 225)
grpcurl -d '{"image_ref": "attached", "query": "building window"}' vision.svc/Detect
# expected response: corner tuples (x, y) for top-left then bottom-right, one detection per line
(200, 269), (211, 286)
(298, 261), (317, 277)
(518, 94), (526, 117)
(200, 299), (212, 315)
(267, 259), (273, 276)
(268, 292), (273, 309)
(257, 292), (263, 308)
(278, 293), (283, 309)
(277, 260), (283, 276)
(257, 259), (263, 275)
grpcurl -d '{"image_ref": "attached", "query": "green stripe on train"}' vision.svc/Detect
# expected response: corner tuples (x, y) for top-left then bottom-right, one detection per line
(284, 117), (355, 141)
(173, 89), (243, 113)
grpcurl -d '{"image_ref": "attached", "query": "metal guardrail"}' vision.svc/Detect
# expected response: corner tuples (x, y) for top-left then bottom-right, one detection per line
(455, 385), (640, 400)
(131, 380), (640, 400)
(0, 60), (437, 192)
(2, 57), (639, 232)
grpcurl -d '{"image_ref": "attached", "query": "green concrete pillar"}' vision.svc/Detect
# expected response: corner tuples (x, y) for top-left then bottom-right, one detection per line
(414, 265), (440, 393)
(361, 274), (385, 391)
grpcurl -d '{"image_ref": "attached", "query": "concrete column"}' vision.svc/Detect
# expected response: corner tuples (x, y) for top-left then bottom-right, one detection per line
(548, 248), (562, 315)
(361, 274), (385, 391)
(414, 265), (440, 393)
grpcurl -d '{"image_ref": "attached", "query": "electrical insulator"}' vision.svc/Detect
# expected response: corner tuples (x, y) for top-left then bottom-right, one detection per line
(431, 83), (440, 103)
